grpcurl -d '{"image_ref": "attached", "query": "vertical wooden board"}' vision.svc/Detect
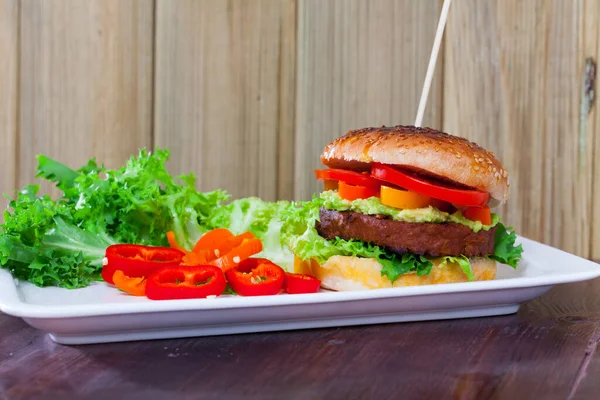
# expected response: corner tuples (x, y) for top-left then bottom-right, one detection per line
(154, 0), (296, 201)
(295, 0), (442, 200)
(18, 0), (153, 192)
(444, 1), (588, 256)
(589, 0), (600, 259)
(0, 0), (18, 215)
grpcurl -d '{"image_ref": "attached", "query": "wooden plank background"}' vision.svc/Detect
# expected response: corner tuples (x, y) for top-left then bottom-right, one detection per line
(154, 0), (296, 201)
(18, 0), (153, 192)
(444, 0), (596, 256)
(294, 0), (442, 199)
(0, 0), (18, 215)
(0, 0), (598, 258)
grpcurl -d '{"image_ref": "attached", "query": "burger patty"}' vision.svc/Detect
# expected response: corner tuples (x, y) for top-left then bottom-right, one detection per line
(315, 208), (496, 257)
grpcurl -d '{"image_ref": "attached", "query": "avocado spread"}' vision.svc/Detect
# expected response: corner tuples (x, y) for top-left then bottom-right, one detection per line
(320, 190), (499, 233)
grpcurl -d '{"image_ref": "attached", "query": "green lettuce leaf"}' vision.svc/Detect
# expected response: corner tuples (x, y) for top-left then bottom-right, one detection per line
(439, 255), (473, 281)
(0, 187), (115, 287)
(62, 149), (228, 249)
(206, 197), (294, 270)
(490, 223), (523, 268)
(1, 149), (228, 288)
(35, 154), (81, 193)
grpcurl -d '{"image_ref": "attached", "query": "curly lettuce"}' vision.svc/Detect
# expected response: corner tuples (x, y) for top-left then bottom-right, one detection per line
(1, 149), (227, 288)
(490, 223), (523, 268)
(205, 197), (294, 269)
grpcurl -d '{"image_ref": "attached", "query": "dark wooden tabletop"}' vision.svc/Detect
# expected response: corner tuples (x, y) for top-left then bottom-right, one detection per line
(2, 274), (600, 400)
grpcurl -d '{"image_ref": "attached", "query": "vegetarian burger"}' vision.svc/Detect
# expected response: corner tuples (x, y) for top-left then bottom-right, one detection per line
(287, 125), (523, 291)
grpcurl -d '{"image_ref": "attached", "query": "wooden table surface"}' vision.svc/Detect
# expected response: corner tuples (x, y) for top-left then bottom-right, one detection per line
(2, 274), (600, 400)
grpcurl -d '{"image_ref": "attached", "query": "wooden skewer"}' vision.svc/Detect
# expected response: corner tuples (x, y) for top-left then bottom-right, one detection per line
(414, 0), (452, 127)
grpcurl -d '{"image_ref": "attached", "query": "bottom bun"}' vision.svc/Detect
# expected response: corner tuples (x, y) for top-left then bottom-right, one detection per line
(294, 255), (496, 291)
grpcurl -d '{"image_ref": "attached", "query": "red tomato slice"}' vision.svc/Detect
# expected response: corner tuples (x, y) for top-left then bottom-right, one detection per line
(315, 169), (381, 190)
(462, 206), (492, 225)
(338, 181), (379, 201)
(370, 163), (489, 207)
(284, 273), (321, 294)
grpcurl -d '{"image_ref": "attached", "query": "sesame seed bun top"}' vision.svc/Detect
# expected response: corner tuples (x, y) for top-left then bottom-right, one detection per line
(320, 125), (509, 205)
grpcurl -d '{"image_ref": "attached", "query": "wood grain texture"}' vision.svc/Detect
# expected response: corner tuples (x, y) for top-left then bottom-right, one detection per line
(588, 0), (600, 260)
(154, 0), (296, 201)
(2, 277), (600, 399)
(0, 0), (18, 215)
(18, 0), (153, 193)
(294, 0), (443, 200)
(444, 0), (591, 256)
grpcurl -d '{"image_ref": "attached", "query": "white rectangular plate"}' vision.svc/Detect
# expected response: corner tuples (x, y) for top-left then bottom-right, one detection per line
(1, 236), (599, 345)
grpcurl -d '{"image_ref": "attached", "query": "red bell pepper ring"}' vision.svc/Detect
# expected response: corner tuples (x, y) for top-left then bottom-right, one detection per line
(225, 258), (285, 296)
(146, 265), (227, 300)
(284, 273), (321, 294)
(101, 244), (185, 285)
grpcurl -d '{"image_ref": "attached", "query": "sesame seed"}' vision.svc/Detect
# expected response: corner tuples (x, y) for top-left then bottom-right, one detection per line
(102, 257), (108, 266)
(214, 249), (220, 257)
(233, 256), (241, 263)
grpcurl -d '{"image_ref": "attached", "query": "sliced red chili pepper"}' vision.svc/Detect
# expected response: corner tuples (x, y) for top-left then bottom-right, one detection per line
(146, 265), (227, 300)
(284, 273), (321, 294)
(102, 244), (185, 285)
(112, 270), (147, 296)
(225, 258), (285, 296)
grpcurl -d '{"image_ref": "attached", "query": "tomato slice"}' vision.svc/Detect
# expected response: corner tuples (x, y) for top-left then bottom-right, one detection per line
(284, 273), (321, 294)
(146, 265), (227, 300)
(338, 181), (379, 201)
(102, 244), (185, 285)
(462, 206), (492, 225)
(315, 169), (381, 190)
(371, 164), (490, 207)
(380, 185), (432, 209)
(225, 258), (285, 296)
